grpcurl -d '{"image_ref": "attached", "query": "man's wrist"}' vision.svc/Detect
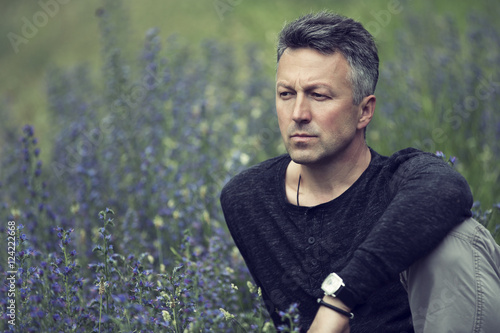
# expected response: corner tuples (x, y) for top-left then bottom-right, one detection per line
(318, 297), (354, 319)
(322, 295), (352, 312)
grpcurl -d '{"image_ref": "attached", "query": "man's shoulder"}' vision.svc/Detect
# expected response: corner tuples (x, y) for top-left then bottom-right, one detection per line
(221, 154), (290, 201)
(372, 147), (469, 197)
(228, 154), (290, 185)
(372, 147), (445, 172)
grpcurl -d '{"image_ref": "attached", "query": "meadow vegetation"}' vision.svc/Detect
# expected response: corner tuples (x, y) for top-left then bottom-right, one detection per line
(1, 0), (499, 332)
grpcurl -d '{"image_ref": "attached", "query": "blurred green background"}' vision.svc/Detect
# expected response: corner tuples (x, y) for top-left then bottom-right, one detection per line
(2, 0), (499, 142)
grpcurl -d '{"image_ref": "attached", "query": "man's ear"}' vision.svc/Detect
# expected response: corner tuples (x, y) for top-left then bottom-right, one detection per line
(357, 95), (376, 130)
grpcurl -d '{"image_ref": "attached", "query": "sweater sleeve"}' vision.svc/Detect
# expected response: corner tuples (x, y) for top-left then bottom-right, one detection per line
(338, 151), (473, 306)
(220, 179), (279, 323)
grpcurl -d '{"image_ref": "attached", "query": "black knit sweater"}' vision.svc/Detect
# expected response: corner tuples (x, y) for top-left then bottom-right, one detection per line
(220, 147), (473, 332)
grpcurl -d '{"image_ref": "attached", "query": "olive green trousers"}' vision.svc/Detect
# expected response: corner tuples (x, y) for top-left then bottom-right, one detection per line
(401, 218), (500, 333)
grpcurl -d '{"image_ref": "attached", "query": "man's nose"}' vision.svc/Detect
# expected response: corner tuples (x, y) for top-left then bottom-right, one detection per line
(291, 93), (311, 123)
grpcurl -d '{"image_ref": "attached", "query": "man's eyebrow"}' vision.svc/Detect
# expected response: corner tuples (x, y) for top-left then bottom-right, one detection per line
(305, 84), (334, 93)
(276, 82), (292, 89)
(276, 82), (334, 92)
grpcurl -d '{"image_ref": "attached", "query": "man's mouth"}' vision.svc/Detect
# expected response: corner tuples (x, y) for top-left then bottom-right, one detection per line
(291, 133), (316, 138)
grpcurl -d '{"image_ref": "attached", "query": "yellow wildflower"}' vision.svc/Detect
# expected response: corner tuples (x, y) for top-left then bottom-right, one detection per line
(247, 281), (256, 294)
(263, 322), (273, 332)
(162, 310), (171, 322)
(167, 199), (175, 208)
(240, 153), (250, 165)
(70, 203), (80, 214)
(203, 210), (210, 223)
(153, 215), (164, 228)
(219, 308), (235, 320)
(200, 185), (207, 199)
(10, 209), (21, 220)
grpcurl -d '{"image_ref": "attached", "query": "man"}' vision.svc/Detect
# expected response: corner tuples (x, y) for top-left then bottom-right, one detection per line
(220, 12), (499, 332)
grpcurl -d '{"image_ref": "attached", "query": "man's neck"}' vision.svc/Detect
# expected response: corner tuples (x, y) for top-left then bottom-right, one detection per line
(286, 142), (372, 207)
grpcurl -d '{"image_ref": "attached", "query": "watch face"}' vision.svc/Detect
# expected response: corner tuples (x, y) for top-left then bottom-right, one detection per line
(322, 273), (343, 294)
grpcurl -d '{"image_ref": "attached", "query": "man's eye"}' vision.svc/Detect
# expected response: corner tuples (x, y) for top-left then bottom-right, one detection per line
(312, 93), (328, 100)
(279, 92), (292, 98)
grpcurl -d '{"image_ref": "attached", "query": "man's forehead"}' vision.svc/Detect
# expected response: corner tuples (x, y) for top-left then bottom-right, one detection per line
(278, 48), (347, 69)
(276, 48), (350, 84)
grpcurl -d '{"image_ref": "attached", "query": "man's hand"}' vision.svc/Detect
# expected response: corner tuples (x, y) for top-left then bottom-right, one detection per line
(307, 296), (351, 333)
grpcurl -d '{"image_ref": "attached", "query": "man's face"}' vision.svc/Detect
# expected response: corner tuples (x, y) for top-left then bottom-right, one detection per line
(276, 48), (365, 166)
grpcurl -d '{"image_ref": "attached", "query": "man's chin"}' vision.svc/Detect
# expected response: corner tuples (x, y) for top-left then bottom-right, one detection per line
(288, 151), (320, 165)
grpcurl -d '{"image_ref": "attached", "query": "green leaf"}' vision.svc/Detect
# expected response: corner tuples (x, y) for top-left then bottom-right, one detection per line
(170, 247), (182, 260)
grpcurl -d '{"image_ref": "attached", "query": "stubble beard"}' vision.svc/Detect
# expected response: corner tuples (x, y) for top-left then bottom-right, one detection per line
(286, 141), (325, 165)
(286, 137), (353, 167)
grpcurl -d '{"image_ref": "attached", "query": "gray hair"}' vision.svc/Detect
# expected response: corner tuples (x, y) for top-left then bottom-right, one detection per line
(277, 11), (379, 105)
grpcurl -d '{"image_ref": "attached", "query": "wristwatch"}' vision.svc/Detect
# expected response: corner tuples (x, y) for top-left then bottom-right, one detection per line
(321, 273), (357, 309)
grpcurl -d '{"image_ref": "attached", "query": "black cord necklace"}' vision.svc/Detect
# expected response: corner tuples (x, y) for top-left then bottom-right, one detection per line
(296, 174), (301, 206)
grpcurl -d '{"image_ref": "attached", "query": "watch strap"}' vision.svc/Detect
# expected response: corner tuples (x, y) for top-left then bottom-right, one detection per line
(317, 298), (354, 319)
(331, 285), (357, 309)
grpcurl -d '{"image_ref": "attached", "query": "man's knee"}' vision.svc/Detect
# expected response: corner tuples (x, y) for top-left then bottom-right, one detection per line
(402, 218), (500, 332)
